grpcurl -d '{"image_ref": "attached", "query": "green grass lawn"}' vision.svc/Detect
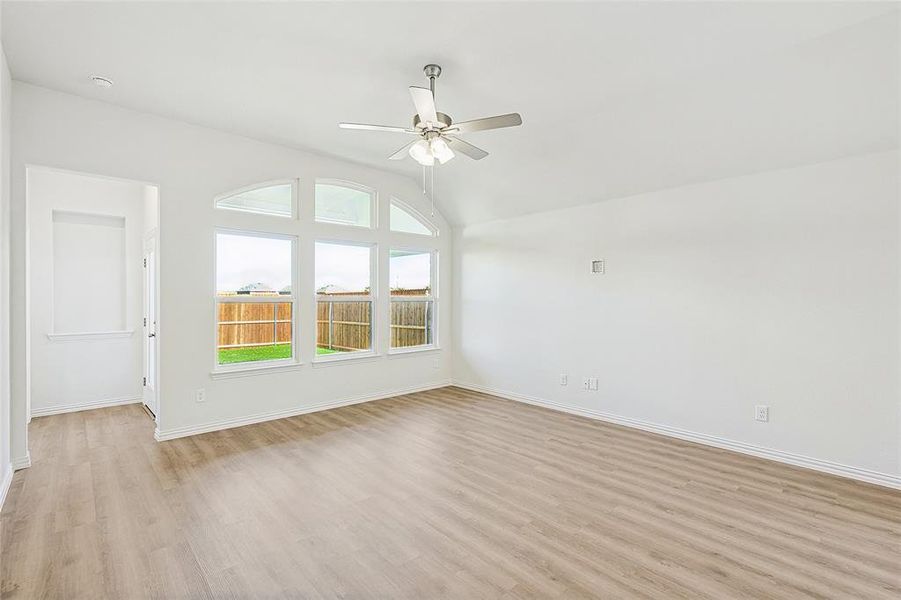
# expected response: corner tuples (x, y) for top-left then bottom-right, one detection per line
(218, 344), (339, 364)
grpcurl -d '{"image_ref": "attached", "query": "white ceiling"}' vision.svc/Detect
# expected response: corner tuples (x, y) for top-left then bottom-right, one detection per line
(3, 1), (898, 225)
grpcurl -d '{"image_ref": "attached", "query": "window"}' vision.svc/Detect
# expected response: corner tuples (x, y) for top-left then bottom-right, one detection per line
(390, 249), (435, 349)
(212, 177), (442, 369)
(390, 199), (436, 236)
(315, 181), (373, 228)
(216, 232), (295, 366)
(215, 182), (294, 218)
(315, 241), (374, 357)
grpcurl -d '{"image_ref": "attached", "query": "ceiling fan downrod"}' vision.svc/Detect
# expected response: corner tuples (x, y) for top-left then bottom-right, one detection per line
(423, 64), (441, 105)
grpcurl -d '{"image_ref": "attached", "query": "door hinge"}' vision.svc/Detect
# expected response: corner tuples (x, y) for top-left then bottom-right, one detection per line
(143, 258), (147, 268)
(143, 377), (147, 386)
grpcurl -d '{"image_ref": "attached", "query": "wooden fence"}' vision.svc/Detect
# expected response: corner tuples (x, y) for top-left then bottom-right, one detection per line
(217, 294), (432, 352)
(218, 302), (292, 348)
(316, 301), (372, 351)
(389, 300), (432, 348)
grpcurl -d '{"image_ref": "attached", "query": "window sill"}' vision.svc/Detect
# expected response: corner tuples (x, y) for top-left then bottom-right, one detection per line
(47, 330), (135, 342)
(312, 351), (380, 367)
(210, 361), (303, 380)
(387, 345), (441, 357)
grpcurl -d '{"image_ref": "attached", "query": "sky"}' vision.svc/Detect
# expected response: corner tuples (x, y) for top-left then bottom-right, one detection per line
(216, 234), (431, 294)
(389, 250), (431, 291)
(217, 233), (292, 292)
(313, 245), (431, 292)
(315, 242), (370, 292)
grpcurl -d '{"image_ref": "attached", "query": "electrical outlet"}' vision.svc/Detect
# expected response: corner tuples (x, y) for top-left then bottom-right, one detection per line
(560, 374), (568, 386)
(755, 405), (769, 422)
(195, 388), (206, 403)
(589, 377), (598, 391)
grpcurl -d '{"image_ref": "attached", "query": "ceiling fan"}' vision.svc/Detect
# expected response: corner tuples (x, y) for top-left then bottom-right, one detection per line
(338, 64), (522, 166)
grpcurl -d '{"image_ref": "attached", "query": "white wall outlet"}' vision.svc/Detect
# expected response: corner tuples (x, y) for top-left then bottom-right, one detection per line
(432, 358), (441, 370)
(195, 388), (206, 403)
(591, 259), (605, 274)
(755, 405), (769, 422)
(589, 377), (599, 391)
(560, 374), (568, 386)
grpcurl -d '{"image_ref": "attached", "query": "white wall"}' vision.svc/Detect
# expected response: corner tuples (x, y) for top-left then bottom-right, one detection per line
(27, 168), (147, 415)
(143, 185), (158, 236)
(0, 15), (13, 499)
(453, 151), (900, 482)
(10, 83), (451, 451)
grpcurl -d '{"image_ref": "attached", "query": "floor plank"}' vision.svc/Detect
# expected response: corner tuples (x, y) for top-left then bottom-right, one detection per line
(2, 387), (899, 599)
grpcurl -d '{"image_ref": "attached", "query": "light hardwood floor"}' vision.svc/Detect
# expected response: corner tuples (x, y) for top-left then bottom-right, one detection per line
(2, 386), (899, 599)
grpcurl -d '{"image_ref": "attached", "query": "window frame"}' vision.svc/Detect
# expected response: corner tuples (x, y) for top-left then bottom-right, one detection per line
(213, 179), (298, 219)
(210, 177), (445, 375)
(388, 247), (438, 354)
(313, 239), (378, 363)
(314, 179), (377, 229)
(389, 197), (438, 237)
(212, 228), (299, 374)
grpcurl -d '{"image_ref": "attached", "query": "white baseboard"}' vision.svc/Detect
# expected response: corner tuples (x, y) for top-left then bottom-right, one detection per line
(453, 382), (901, 491)
(11, 452), (30, 471)
(31, 396), (142, 418)
(0, 464), (12, 511)
(155, 380), (453, 441)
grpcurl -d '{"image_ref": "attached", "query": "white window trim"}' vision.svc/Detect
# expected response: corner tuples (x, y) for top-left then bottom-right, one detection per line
(389, 197), (438, 237)
(314, 179), (377, 229)
(210, 178), (445, 373)
(213, 179), (298, 219)
(313, 240), (378, 362)
(387, 343), (440, 356)
(388, 247), (438, 353)
(210, 361), (304, 380)
(213, 228), (300, 374)
(312, 350), (380, 366)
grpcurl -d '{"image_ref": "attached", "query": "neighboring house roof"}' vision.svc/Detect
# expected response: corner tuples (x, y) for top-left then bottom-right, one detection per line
(317, 284), (349, 294)
(238, 282), (274, 292)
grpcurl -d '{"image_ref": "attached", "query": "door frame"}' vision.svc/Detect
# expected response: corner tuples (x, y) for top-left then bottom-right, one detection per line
(142, 232), (159, 420)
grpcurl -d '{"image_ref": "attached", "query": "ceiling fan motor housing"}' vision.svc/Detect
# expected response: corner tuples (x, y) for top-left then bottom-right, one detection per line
(413, 112), (452, 132)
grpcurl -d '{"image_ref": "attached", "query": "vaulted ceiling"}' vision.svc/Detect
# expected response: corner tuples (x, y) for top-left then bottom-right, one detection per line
(3, 1), (898, 225)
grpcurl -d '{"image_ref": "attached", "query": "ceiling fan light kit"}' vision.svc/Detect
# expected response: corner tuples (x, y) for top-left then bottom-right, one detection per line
(409, 139), (435, 166)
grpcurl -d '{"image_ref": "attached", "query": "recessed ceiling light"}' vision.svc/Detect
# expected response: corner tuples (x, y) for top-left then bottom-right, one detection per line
(90, 75), (113, 88)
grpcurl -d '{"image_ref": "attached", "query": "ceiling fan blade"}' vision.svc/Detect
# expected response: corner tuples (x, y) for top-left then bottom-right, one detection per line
(449, 113), (522, 134)
(388, 139), (419, 160)
(446, 136), (489, 160)
(339, 122), (414, 133)
(409, 86), (438, 125)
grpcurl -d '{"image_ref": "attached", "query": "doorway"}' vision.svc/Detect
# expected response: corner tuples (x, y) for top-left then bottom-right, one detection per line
(25, 166), (160, 429)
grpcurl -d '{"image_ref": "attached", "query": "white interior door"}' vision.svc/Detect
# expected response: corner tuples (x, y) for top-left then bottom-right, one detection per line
(142, 242), (158, 416)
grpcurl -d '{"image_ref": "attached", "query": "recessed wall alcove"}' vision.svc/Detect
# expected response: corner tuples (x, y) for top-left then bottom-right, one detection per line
(51, 210), (126, 334)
